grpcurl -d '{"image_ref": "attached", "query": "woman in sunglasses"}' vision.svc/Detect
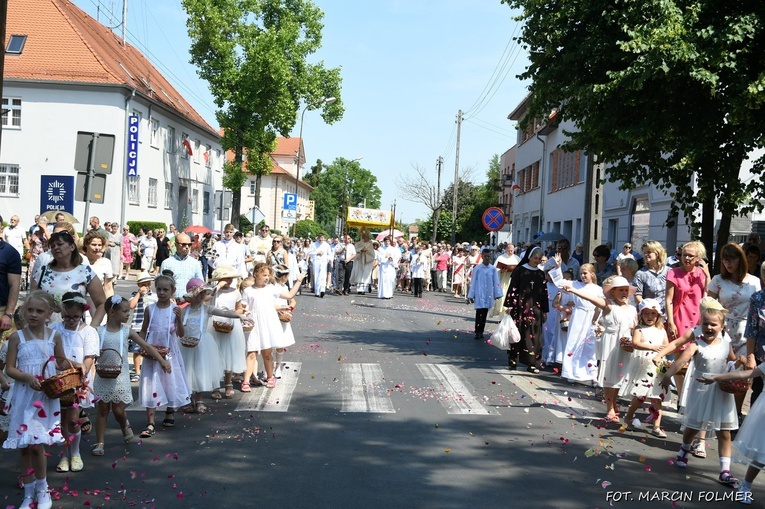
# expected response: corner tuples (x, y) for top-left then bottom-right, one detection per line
(31, 230), (106, 326)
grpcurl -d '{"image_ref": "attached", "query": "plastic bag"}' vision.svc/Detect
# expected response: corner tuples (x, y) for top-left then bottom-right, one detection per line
(491, 313), (521, 350)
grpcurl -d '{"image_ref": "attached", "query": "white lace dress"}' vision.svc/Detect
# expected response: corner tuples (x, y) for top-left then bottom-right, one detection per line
(242, 285), (285, 351)
(210, 287), (246, 373)
(596, 304), (637, 389)
(138, 304), (191, 408)
(2, 329), (64, 449)
(275, 283), (296, 349)
(624, 325), (666, 399)
(93, 325), (133, 404)
(51, 321), (98, 408)
(180, 304), (223, 392)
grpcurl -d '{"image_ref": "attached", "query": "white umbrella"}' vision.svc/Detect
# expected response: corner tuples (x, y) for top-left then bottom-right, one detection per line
(375, 229), (405, 241)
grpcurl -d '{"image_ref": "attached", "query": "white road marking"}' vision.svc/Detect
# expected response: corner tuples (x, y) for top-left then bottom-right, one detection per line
(236, 362), (302, 412)
(417, 364), (499, 415)
(341, 363), (395, 413)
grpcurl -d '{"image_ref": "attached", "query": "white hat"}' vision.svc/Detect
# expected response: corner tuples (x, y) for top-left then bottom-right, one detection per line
(638, 298), (662, 313)
(136, 271), (153, 283)
(603, 276), (637, 299)
(211, 263), (240, 281)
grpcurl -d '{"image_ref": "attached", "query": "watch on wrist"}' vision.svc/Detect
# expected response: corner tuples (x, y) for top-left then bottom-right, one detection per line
(4, 312), (12, 319)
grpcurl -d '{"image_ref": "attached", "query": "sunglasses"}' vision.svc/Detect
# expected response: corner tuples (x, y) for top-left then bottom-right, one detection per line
(177, 243), (192, 247)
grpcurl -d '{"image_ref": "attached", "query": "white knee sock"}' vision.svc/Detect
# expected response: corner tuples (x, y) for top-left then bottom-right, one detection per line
(34, 477), (48, 493)
(69, 430), (82, 457)
(274, 350), (284, 369)
(720, 457), (731, 472)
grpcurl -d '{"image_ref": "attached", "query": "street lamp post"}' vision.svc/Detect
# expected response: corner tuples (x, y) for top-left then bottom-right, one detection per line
(293, 97), (336, 236)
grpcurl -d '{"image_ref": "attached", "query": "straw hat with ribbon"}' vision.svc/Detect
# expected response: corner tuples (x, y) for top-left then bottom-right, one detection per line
(211, 263), (240, 281)
(603, 276), (637, 300)
(184, 278), (213, 300)
(136, 271), (153, 284)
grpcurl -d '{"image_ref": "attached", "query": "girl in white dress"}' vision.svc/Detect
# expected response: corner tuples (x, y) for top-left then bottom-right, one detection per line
(2, 291), (68, 509)
(272, 265), (307, 378)
(138, 275), (191, 437)
(242, 263), (303, 389)
(209, 264), (247, 398)
(563, 275), (636, 422)
(51, 293), (98, 473)
(662, 300), (740, 487)
(92, 295), (169, 456)
(560, 264), (603, 384)
(621, 299), (669, 437)
(699, 360), (765, 503)
(181, 278), (248, 412)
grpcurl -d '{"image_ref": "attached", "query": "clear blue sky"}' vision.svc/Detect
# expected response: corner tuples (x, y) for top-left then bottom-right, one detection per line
(74, 0), (530, 224)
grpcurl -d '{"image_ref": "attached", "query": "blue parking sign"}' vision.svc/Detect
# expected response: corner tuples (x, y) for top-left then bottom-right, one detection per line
(40, 175), (74, 213)
(283, 192), (297, 211)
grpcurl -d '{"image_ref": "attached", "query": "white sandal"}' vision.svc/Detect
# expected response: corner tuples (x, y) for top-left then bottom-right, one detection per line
(692, 439), (707, 458)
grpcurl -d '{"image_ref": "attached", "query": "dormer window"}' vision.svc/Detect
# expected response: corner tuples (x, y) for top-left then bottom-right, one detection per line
(6, 35), (27, 54)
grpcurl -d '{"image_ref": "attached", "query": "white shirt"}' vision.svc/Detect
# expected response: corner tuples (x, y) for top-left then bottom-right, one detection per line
(3, 225), (25, 256)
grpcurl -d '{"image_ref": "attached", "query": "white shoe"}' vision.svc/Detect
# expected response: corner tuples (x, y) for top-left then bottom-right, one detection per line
(739, 486), (753, 505)
(36, 490), (52, 509)
(19, 496), (34, 509)
(274, 364), (283, 379)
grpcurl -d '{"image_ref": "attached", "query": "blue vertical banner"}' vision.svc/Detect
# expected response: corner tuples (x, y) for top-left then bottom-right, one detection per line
(40, 175), (74, 213)
(126, 115), (139, 177)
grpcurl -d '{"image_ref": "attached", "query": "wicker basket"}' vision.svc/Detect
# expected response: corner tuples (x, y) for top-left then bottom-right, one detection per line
(720, 379), (751, 395)
(95, 348), (123, 379)
(59, 390), (77, 408)
(139, 346), (169, 359)
(277, 309), (293, 323)
(180, 336), (200, 348)
(242, 322), (254, 332)
(213, 321), (233, 333)
(40, 358), (82, 401)
(560, 318), (569, 332)
(619, 337), (634, 353)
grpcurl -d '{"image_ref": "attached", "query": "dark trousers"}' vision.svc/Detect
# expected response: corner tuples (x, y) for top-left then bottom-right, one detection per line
(475, 308), (489, 337)
(752, 376), (763, 406)
(343, 261), (353, 293)
(430, 269), (439, 290)
(412, 278), (423, 297)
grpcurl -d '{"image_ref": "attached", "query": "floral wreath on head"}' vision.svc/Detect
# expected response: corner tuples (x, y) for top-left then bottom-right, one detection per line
(59, 293), (91, 312)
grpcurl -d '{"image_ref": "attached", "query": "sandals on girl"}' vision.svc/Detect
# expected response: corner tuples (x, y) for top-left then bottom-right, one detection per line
(266, 377), (277, 389)
(122, 423), (134, 444)
(79, 409), (92, 434)
(240, 383), (252, 393)
(719, 470), (740, 488)
(139, 423), (156, 438)
(211, 390), (223, 400)
(692, 439), (707, 458)
(224, 385), (235, 399)
(676, 445), (691, 468)
(162, 411), (175, 427)
(91, 443), (105, 456)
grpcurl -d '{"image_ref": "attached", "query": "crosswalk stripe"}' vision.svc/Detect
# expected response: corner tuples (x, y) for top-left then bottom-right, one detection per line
(341, 363), (395, 413)
(235, 362), (302, 412)
(417, 364), (499, 415)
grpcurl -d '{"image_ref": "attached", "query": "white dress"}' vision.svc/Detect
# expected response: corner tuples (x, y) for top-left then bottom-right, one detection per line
(376, 246), (400, 299)
(542, 282), (560, 364)
(180, 304), (223, 392)
(733, 362), (765, 464)
(2, 329), (64, 449)
(210, 287), (246, 373)
(51, 321), (98, 408)
(596, 304), (637, 389)
(138, 304), (191, 408)
(93, 325), (133, 404)
(0, 341), (11, 432)
(275, 283), (296, 349)
(561, 282), (603, 382)
(682, 334), (738, 431)
(624, 325), (666, 399)
(243, 285), (285, 351)
(708, 274), (761, 355)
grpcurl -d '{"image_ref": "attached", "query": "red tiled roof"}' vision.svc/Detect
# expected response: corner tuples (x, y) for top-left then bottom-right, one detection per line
(272, 136), (301, 157)
(6, 0), (216, 135)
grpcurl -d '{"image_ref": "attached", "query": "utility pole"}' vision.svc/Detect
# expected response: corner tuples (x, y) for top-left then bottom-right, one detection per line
(452, 110), (462, 245)
(432, 156), (442, 244)
(121, 0), (127, 46)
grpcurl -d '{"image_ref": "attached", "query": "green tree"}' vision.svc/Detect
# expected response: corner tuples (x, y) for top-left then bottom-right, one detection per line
(294, 219), (327, 239)
(504, 0), (765, 265)
(309, 157), (382, 235)
(183, 0), (344, 230)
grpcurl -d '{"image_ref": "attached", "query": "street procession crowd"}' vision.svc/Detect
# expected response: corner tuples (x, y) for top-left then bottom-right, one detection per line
(2, 210), (765, 505)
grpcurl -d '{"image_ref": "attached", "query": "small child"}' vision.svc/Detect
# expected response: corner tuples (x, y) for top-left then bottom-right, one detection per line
(92, 295), (169, 456)
(2, 291), (69, 509)
(272, 264), (307, 378)
(621, 299), (669, 437)
(241, 263), (303, 390)
(410, 247), (425, 298)
(661, 298), (740, 487)
(467, 247), (504, 341)
(137, 274), (191, 437)
(51, 292), (98, 472)
(128, 271), (157, 382)
(208, 265), (248, 398)
(0, 308), (22, 444)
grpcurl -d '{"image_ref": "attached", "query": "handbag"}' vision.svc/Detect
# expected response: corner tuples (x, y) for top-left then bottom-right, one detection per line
(491, 313), (521, 350)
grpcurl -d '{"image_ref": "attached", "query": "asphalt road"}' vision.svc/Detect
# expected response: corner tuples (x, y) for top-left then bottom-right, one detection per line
(1, 281), (759, 508)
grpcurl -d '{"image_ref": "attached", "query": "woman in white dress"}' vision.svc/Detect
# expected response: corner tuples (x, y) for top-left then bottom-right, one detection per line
(376, 237), (400, 299)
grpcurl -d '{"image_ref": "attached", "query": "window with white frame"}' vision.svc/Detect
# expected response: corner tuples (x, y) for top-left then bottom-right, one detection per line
(150, 118), (160, 148)
(148, 178), (158, 206)
(204, 144), (212, 168)
(164, 182), (173, 208)
(0, 164), (19, 196)
(2, 98), (21, 128)
(128, 176), (140, 204)
(203, 191), (210, 214)
(166, 126), (176, 154)
(192, 189), (199, 213)
(194, 139), (201, 164)
(181, 132), (189, 159)
(249, 180), (256, 195)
